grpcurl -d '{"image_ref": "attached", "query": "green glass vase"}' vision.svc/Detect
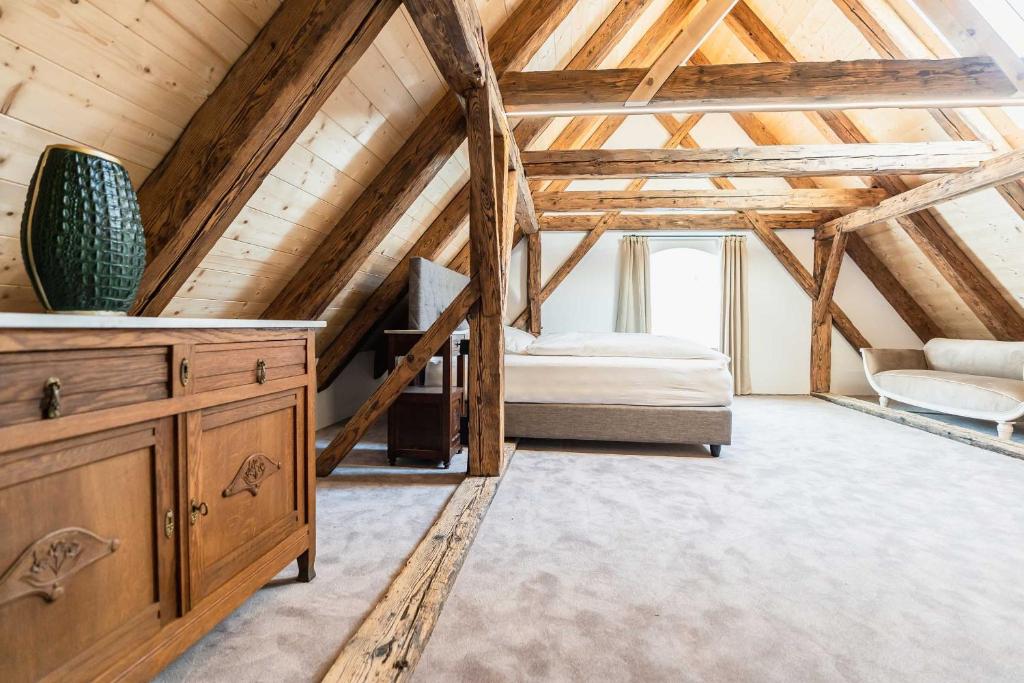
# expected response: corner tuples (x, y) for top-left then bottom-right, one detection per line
(21, 144), (146, 314)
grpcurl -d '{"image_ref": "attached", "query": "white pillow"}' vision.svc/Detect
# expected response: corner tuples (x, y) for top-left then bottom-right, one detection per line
(503, 325), (537, 354)
(526, 332), (728, 361)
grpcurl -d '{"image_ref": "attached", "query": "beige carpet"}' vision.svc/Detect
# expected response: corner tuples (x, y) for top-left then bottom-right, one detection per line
(156, 422), (465, 682)
(415, 396), (1024, 682)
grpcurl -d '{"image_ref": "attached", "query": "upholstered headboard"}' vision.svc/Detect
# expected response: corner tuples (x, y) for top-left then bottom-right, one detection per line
(408, 257), (470, 330)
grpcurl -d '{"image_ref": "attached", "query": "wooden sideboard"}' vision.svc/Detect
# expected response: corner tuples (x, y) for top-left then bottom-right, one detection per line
(0, 314), (323, 682)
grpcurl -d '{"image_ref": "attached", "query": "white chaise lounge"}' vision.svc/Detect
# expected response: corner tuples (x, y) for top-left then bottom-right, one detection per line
(862, 338), (1024, 440)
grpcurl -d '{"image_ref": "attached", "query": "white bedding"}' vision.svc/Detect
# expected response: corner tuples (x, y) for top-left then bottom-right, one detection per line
(505, 337), (733, 407)
(524, 332), (728, 362)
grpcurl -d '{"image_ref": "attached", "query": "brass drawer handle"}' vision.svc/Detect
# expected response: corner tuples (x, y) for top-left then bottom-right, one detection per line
(189, 499), (209, 525)
(43, 377), (62, 419)
(180, 358), (191, 386)
(256, 359), (267, 384)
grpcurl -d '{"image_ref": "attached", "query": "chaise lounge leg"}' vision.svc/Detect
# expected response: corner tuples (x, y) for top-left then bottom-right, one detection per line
(997, 422), (1014, 441)
(878, 396), (890, 409)
(709, 444), (721, 458)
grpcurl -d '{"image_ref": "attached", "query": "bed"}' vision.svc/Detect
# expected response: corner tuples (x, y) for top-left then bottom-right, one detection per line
(408, 257), (733, 455)
(503, 330), (733, 455)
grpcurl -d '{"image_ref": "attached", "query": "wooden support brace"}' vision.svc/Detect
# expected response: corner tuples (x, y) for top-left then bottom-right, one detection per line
(315, 281), (480, 476)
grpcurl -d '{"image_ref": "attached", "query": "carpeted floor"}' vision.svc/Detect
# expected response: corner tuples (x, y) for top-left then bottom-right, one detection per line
(156, 422), (465, 682)
(415, 396), (1024, 682)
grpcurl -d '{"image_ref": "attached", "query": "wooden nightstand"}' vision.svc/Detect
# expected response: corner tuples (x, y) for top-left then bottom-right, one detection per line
(385, 329), (467, 468)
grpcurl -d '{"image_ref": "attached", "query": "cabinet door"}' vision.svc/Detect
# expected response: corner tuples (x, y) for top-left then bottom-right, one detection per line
(0, 419), (176, 683)
(186, 390), (304, 604)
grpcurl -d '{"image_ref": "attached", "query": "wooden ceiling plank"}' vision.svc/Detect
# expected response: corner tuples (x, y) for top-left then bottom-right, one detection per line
(625, 0), (740, 106)
(726, 0), (1024, 340)
(534, 188), (888, 211)
(501, 57), (1019, 116)
(261, 0), (579, 321)
(523, 143), (994, 178)
(131, 0), (401, 316)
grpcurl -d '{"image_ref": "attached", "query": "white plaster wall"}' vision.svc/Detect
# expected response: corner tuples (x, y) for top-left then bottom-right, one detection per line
(507, 229), (923, 395)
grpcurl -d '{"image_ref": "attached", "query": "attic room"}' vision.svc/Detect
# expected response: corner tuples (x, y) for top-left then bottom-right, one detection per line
(1, 0), (1024, 680)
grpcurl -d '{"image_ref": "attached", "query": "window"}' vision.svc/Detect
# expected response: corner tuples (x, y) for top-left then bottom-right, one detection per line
(650, 246), (721, 349)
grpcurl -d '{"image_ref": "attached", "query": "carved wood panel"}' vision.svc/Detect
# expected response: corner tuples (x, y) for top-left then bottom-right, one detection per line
(0, 527), (120, 606)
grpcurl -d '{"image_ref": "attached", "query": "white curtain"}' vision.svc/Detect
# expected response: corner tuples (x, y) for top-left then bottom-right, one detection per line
(615, 235), (651, 333)
(720, 235), (751, 395)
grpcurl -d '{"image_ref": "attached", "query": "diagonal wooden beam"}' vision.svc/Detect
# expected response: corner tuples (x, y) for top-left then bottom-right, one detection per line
(315, 188), (468, 390)
(315, 280), (480, 476)
(501, 57), (1018, 116)
(130, 0), (400, 316)
(832, 0), (1024, 222)
(726, 0), (1024, 340)
(818, 148), (1024, 237)
(526, 231), (542, 334)
(625, 0), (739, 106)
(261, 0), (578, 321)
(313, 0), (656, 388)
(511, 115), (705, 328)
(404, 0), (489, 92)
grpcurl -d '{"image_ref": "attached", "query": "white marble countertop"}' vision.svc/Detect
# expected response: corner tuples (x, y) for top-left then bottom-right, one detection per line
(0, 313), (326, 329)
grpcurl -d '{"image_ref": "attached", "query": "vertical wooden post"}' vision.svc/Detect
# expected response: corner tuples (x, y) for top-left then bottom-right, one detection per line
(811, 230), (849, 393)
(466, 85), (506, 476)
(526, 231), (542, 334)
(811, 234), (832, 392)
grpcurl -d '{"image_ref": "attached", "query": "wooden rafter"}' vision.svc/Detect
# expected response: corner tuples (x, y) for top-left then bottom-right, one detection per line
(130, 0), (399, 316)
(625, 0), (739, 106)
(534, 188), (887, 211)
(818, 148), (1024, 238)
(261, 0), (577, 321)
(526, 231), (542, 334)
(522, 143), (994, 178)
(725, 0), (1024, 340)
(500, 57), (1017, 116)
(313, 0), (657, 388)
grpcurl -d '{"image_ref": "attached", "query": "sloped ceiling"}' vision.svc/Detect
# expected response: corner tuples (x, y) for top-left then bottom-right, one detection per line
(0, 0), (1021, 347)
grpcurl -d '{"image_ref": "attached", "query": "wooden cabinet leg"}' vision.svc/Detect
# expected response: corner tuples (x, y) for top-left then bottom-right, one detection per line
(297, 549), (316, 582)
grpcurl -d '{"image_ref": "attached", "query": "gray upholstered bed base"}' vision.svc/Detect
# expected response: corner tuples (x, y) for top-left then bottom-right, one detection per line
(504, 403), (732, 452)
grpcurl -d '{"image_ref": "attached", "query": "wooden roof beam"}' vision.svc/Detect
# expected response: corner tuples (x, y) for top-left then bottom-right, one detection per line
(501, 57), (1019, 116)
(818, 147), (1024, 238)
(130, 0), (400, 316)
(535, 188), (887, 212)
(726, 0), (1024, 340)
(625, 0), (739, 106)
(523, 143), (994, 178)
(540, 213), (822, 231)
(261, 0), (578, 321)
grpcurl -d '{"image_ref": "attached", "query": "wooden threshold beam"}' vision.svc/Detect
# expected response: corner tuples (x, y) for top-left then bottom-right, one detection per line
(522, 142), (994, 179)
(130, 0), (399, 316)
(501, 57), (1020, 116)
(320, 446), (515, 682)
(818, 147), (1024, 237)
(534, 188), (887, 211)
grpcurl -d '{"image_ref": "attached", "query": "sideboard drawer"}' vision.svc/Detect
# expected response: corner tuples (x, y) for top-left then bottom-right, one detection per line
(186, 391), (304, 604)
(191, 340), (307, 393)
(0, 420), (176, 683)
(0, 347), (170, 427)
